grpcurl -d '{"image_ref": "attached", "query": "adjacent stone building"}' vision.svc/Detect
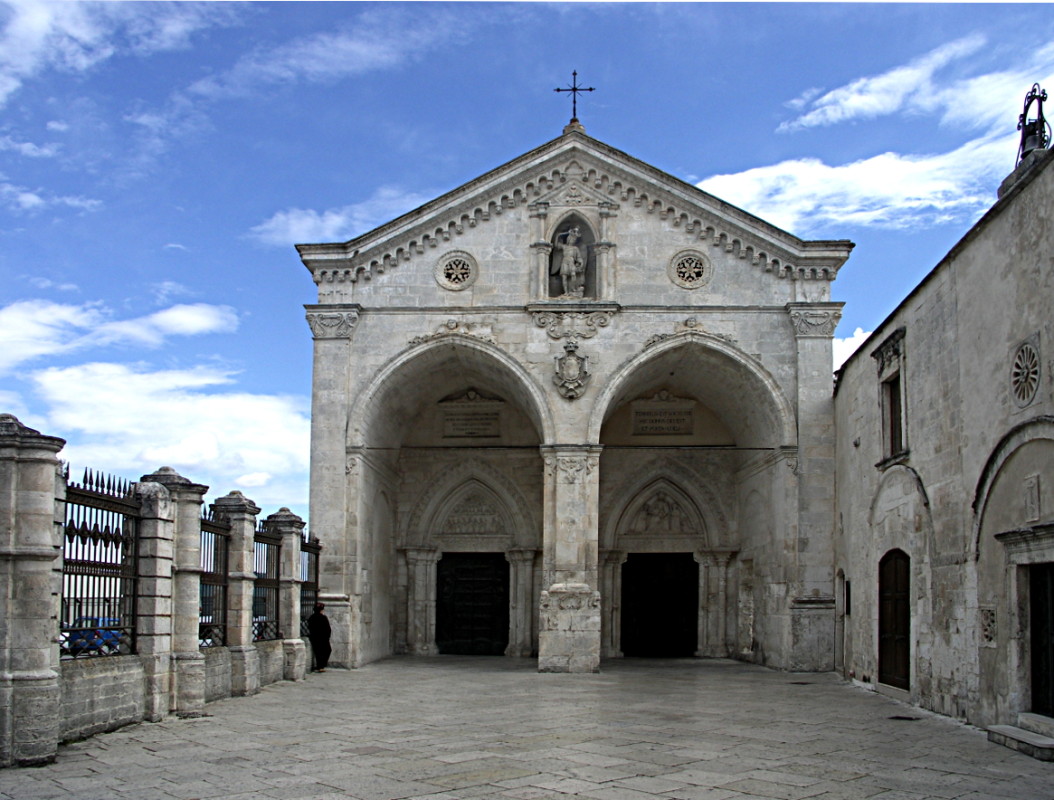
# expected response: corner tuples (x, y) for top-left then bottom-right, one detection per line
(297, 120), (852, 675)
(833, 147), (1054, 742)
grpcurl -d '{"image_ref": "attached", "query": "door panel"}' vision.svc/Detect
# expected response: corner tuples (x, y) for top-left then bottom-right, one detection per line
(1032, 563), (1054, 716)
(879, 549), (910, 690)
(621, 553), (698, 657)
(436, 553), (509, 656)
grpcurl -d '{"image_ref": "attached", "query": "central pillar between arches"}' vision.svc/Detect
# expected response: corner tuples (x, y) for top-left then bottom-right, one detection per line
(538, 445), (602, 673)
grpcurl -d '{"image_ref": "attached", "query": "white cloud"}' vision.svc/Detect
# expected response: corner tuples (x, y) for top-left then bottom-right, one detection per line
(698, 132), (1014, 234)
(0, 299), (238, 374)
(46, 119), (68, 132)
(0, 0), (240, 108)
(27, 276), (79, 292)
(187, 12), (462, 100)
(32, 361), (310, 508)
(0, 179), (100, 213)
(249, 186), (431, 246)
(0, 134), (58, 157)
(833, 328), (872, 371)
(780, 35), (987, 132)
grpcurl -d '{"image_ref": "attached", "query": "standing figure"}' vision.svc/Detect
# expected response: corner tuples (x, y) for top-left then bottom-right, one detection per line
(552, 226), (585, 297)
(307, 602), (331, 672)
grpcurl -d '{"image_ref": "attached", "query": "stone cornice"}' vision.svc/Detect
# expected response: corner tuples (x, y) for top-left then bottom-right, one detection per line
(298, 134), (854, 286)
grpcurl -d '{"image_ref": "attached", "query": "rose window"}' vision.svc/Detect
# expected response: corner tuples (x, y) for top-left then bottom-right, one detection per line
(434, 251), (478, 291)
(668, 250), (712, 289)
(1011, 341), (1040, 406)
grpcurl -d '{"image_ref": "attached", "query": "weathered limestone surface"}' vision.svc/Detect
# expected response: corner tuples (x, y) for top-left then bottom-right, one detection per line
(299, 126), (852, 672)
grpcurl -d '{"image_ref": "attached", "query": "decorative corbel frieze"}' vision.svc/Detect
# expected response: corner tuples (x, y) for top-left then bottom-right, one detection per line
(786, 304), (842, 338)
(306, 308), (360, 339)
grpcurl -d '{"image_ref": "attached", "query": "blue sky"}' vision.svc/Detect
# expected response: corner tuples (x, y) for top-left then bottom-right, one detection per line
(1, 1), (1052, 521)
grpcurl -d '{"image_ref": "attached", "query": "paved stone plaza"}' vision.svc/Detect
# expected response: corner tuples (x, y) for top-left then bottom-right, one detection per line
(2, 658), (1052, 800)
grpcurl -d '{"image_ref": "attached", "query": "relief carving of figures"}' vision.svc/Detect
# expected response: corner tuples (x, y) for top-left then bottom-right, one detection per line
(553, 340), (591, 399)
(631, 490), (690, 534)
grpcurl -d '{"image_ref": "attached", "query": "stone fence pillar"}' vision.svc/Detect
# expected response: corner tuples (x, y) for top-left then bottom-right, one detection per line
(140, 468), (208, 716)
(263, 508), (307, 680)
(212, 491), (260, 696)
(0, 415), (65, 767)
(132, 480), (176, 722)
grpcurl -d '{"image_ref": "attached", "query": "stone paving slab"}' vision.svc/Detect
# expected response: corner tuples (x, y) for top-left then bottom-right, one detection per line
(1, 657), (1052, 800)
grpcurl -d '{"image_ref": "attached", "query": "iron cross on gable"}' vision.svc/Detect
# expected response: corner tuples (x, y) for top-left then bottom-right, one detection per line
(554, 70), (595, 121)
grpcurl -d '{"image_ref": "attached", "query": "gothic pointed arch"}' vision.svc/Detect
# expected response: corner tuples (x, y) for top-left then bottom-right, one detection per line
(403, 458), (539, 550)
(610, 478), (709, 552)
(588, 330), (796, 449)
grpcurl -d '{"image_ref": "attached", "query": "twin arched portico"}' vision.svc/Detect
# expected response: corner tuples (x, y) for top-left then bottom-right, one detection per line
(318, 329), (807, 670)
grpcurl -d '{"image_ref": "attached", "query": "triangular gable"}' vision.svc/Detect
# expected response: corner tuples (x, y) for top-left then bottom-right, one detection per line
(297, 130), (853, 285)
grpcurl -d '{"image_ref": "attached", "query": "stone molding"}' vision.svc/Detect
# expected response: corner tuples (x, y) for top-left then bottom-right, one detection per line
(644, 317), (738, 349)
(298, 141), (852, 286)
(786, 303), (842, 338)
(871, 326), (906, 374)
(305, 307), (360, 339)
(529, 305), (618, 342)
(408, 319), (495, 346)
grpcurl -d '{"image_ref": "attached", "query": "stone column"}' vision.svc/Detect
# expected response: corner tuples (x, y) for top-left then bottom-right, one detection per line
(264, 507), (307, 680)
(694, 553), (712, 658)
(538, 446), (602, 673)
(404, 548), (440, 655)
(0, 415), (64, 767)
(212, 491), (261, 696)
(600, 549), (626, 658)
(714, 553), (731, 657)
(132, 480), (175, 722)
(140, 468), (208, 716)
(505, 549), (537, 657)
(786, 303), (841, 671)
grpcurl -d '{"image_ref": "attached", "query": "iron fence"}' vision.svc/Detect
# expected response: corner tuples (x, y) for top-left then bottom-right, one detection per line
(60, 469), (139, 659)
(300, 533), (321, 636)
(252, 529), (281, 641)
(199, 512), (230, 647)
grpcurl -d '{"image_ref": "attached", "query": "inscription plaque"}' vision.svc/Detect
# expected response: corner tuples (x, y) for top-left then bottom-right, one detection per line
(443, 408), (501, 438)
(631, 391), (695, 436)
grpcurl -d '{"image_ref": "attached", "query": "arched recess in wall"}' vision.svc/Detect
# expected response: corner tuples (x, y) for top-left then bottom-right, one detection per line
(547, 211), (598, 299)
(972, 416), (1054, 560)
(866, 464), (933, 551)
(402, 461), (539, 551)
(348, 333), (555, 450)
(587, 331), (796, 449)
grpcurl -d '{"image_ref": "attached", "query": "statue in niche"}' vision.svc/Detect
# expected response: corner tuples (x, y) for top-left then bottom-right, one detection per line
(548, 219), (596, 298)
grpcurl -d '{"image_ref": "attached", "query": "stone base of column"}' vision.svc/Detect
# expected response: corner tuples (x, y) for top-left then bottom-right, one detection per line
(229, 645), (260, 696)
(172, 652), (206, 715)
(538, 583), (601, 673)
(283, 639), (307, 680)
(141, 654), (170, 722)
(788, 597), (835, 672)
(1, 670), (59, 767)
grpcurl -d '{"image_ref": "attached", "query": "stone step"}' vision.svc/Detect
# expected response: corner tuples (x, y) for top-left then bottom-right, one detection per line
(1019, 711), (1054, 738)
(987, 724), (1054, 761)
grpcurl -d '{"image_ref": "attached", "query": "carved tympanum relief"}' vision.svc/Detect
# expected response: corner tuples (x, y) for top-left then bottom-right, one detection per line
(628, 490), (693, 534)
(440, 491), (504, 535)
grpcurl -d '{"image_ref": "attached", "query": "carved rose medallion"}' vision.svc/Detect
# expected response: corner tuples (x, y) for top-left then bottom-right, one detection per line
(553, 341), (591, 399)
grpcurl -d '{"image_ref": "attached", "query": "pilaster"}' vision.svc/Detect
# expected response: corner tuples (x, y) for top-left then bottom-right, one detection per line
(599, 549), (626, 658)
(0, 415), (64, 767)
(505, 549), (537, 657)
(212, 491), (261, 696)
(139, 467), (208, 716)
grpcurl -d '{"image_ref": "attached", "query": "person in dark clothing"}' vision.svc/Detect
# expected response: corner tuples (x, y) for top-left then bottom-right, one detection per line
(307, 602), (331, 672)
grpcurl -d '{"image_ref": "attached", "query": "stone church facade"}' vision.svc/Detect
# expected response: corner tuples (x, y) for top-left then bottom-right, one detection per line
(297, 120), (852, 675)
(297, 117), (1053, 740)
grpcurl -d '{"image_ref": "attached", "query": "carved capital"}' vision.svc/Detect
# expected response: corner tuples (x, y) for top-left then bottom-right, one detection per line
(786, 304), (841, 338)
(306, 309), (359, 339)
(544, 453), (599, 484)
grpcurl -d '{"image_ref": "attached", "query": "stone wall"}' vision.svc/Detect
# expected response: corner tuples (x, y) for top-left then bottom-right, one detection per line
(0, 415), (313, 767)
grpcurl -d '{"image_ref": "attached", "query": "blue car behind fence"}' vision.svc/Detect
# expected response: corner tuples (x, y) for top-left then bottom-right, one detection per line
(66, 617), (123, 655)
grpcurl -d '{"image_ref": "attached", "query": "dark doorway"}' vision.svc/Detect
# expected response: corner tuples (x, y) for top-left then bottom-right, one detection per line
(1031, 563), (1054, 716)
(621, 553), (698, 657)
(436, 552), (509, 655)
(878, 549), (910, 690)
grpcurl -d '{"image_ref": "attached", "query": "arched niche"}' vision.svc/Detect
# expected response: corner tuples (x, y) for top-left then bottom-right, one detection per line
(548, 213), (597, 299)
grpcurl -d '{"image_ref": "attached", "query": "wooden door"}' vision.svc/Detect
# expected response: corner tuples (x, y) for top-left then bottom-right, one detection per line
(1032, 563), (1054, 716)
(621, 553), (698, 657)
(879, 549), (910, 690)
(436, 553), (509, 656)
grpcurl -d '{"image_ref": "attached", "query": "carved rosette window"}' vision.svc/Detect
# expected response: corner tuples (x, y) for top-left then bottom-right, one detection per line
(434, 251), (478, 291)
(668, 250), (712, 289)
(1011, 339), (1040, 407)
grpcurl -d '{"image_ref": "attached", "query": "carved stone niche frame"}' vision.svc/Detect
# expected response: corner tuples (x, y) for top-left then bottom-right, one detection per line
(547, 212), (598, 299)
